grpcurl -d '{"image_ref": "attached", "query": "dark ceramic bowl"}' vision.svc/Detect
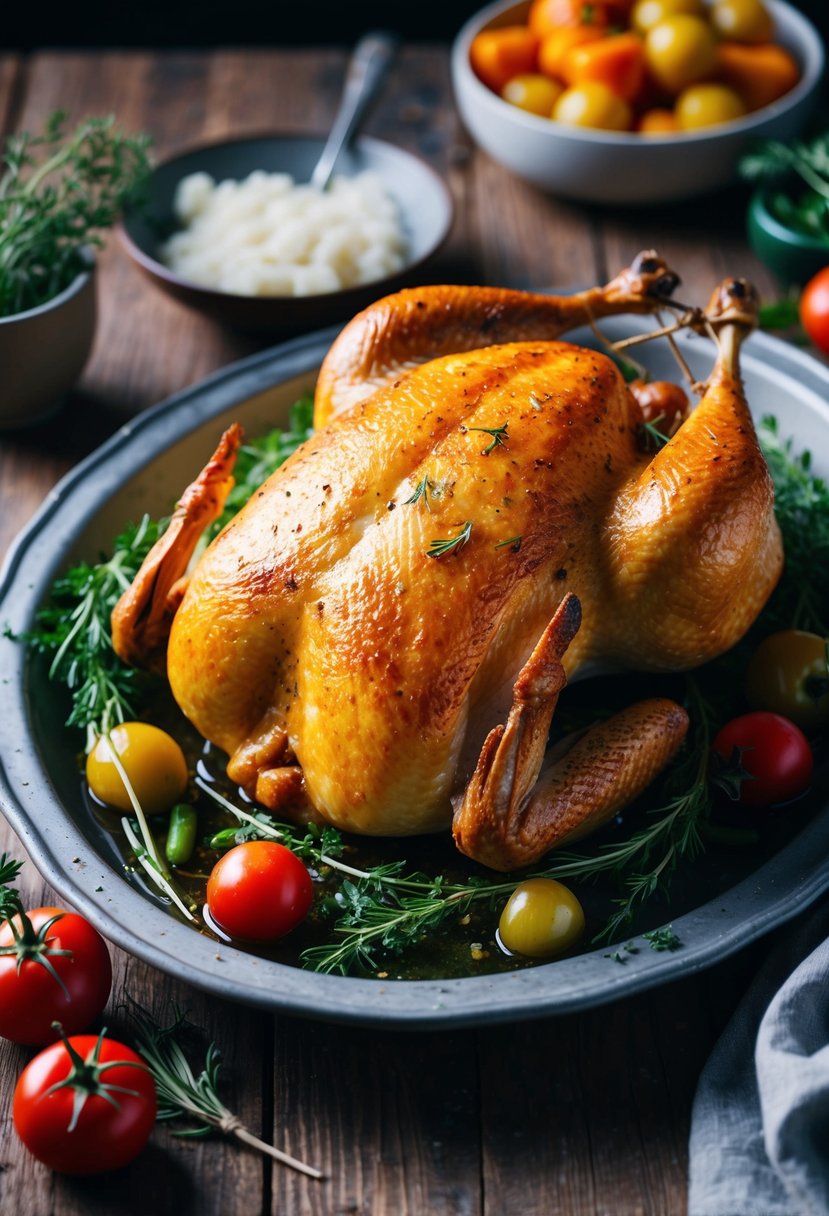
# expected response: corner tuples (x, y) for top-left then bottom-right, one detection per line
(747, 185), (829, 285)
(120, 134), (454, 334)
(2, 320), (829, 1026)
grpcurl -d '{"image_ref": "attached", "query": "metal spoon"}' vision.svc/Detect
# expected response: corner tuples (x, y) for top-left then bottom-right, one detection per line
(309, 31), (399, 192)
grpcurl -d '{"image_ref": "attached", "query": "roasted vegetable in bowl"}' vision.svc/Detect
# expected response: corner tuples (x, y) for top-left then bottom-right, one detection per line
(470, 0), (801, 132)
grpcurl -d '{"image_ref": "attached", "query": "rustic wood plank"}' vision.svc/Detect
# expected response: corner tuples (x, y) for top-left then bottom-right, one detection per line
(270, 1018), (482, 1215)
(476, 957), (760, 1216)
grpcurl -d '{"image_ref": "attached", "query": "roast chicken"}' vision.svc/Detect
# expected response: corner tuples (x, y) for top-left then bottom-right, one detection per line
(113, 253), (783, 871)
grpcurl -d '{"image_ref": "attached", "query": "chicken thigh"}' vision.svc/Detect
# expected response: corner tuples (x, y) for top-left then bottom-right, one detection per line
(113, 256), (782, 870)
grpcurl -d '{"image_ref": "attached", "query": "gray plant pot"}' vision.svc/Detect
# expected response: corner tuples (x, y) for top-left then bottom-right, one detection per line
(0, 263), (97, 429)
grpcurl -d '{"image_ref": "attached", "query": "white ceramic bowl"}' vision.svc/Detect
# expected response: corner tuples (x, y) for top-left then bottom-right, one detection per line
(451, 0), (824, 204)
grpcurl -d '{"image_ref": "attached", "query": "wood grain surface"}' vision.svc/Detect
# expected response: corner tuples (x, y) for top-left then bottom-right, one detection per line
(0, 45), (790, 1216)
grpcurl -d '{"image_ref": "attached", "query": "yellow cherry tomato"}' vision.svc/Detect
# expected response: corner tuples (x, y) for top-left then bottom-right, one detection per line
(498, 878), (586, 958)
(631, 0), (703, 36)
(645, 15), (717, 94)
(86, 722), (188, 814)
(638, 106), (680, 133)
(675, 83), (747, 129)
(553, 80), (633, 130)
(502, 73), (564, 116)
(746, 631), (829, 729)
(710, 0), (773, 44)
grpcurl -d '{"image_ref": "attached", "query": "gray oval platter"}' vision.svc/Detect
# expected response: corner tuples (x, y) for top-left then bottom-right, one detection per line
(1, 318), (828, 1029)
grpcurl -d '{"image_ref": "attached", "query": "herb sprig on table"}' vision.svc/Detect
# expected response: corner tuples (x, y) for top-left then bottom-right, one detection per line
(0, 110), (151, 318)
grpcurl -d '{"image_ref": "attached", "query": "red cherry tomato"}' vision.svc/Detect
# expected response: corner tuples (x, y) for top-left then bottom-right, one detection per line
(0, 908), (112, 1046)
(800, 267), (829, 355)
(711, 712), (813, 809)
(206, 841), (313, 942)
(13, 1031), (156, 1174)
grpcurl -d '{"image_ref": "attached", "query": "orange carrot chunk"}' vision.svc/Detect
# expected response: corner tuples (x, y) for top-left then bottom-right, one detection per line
(562, 31), (647, 102)
(470, 27), (541, 94)
(715, 42), (800, 112)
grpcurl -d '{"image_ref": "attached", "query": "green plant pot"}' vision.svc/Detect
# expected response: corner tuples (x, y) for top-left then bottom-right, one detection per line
(747, 186), (829, 286)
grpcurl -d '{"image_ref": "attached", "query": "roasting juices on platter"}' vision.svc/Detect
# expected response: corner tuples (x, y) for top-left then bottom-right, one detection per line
(112, 252), (783, 884)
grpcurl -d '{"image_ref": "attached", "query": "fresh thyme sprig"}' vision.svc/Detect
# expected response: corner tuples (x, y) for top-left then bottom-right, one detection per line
(467, 422), (508, 454)
(124, 1000), (322, 1179)
(0, 111), (151, 317)
(426, 520), (473, 558)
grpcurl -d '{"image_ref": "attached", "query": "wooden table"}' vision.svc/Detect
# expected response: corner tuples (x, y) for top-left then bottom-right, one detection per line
(0, 45), (797, 1215)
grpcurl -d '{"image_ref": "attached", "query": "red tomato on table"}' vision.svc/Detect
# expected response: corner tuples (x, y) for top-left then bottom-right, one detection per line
(13, 1032), (156, 1174)
(0, 908), (112, 1045)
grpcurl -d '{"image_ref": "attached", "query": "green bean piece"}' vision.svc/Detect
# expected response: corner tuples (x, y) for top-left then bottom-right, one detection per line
(166, 804), (198, 866)
(209, 828), (241, 851)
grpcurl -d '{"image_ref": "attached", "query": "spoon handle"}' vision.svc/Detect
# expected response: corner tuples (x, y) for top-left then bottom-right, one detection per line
(309, 30), (399, 192)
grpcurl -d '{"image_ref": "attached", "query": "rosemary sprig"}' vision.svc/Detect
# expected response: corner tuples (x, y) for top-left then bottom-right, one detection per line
(640, 413), (670, 451)
(467, 422), (508, 454)
(495, 535), (522, 552)
(426, 520), (473, 559)
(404, 476), (434, 511)
(124, 1000), (322, 1179)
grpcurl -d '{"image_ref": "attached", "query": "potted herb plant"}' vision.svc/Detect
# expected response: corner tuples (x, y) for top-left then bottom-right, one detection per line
(0, 111), (150, 428)
(742, 131), (829, 285)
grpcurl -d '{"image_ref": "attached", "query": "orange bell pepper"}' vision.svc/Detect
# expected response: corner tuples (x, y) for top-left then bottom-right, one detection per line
(529, 0), (610, 37)
(561, 31), (646, 102)
(715, 42), (800, 112)
(539, 25), (606, 80)
(470, 26), (541, 95)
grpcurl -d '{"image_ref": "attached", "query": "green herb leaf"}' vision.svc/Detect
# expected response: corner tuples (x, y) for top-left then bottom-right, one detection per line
(0, 112), (151, 317)
(467, 422), (508, 454)
(643, 925), (681, 952)
(426, 520), (473, 559)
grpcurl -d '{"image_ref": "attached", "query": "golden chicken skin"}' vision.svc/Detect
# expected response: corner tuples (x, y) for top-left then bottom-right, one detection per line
(112, 254), (782, 871)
